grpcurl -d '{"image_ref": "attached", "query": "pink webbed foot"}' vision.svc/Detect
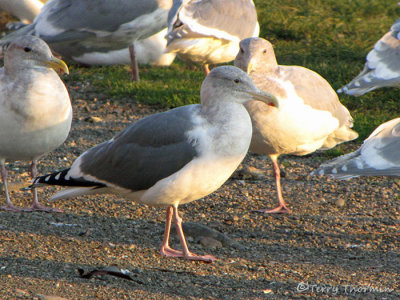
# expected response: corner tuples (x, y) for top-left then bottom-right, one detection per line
(160, 245), (216, 263)
(254, 204), (292, 214)
(0, 204), (24, 212)
(26, 203), (64, 213)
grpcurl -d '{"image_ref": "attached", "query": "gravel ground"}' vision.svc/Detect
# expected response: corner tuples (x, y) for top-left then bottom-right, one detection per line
(0, 70), (399, 299)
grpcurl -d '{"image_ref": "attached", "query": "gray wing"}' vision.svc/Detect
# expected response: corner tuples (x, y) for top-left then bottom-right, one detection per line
(1, 0), (167, 56)
(39, 0), (160, 33)
(167, 0), (259, 43)
(78, 105), (200, 191)
(312, 118), (400, 178)
(338, 18), (400, 96)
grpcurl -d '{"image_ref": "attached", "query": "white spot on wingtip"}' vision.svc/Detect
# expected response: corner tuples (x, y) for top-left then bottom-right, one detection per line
(331, 168), (337, 174)
(44, 175), (51, 182)
(55, 173), (61, 180)
(65, 174), (70, 180)
(341, 165), (348, 171)
(318, 170), (324, 175)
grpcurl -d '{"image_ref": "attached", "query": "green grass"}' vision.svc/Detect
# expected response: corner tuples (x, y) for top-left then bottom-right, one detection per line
(2, 1), (400, 146)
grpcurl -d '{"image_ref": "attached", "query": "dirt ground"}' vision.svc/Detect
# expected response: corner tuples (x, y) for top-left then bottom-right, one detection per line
(0, 66), (399, 299)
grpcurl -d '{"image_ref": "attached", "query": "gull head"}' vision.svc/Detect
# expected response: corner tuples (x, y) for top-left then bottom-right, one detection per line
(2, 35), (69, 74)
(234, 37), (277, 74)
(201, 66), (279, 107)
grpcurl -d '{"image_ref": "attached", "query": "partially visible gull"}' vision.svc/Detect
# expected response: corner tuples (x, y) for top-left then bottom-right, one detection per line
(29, 66), (279, 262)
(311, 118), (400, 179)
(0, 35), (72, 212)
(338, 18), (400, 96)
(1, 0), (173, 81)
(0, 0), (44, 23)
(166, 0), (259, 74)
(234, 37), (358, 213)
(83, 28), (176, 67)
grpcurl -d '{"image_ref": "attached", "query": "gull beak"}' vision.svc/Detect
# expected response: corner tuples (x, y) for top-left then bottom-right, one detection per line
(45, 57), (69, 74)
(249, 90), (279, 108)
(246, 61), (254, 74)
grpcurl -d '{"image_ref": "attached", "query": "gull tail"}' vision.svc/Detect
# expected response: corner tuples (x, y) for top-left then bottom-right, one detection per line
(30, 169), (107, 201)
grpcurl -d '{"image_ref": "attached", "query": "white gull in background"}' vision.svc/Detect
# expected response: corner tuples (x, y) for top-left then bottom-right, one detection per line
(338, 18), (400, 96)
(29, 66), (278, 262)
(166, 0), (259, 74)
(1, 0), (173, 81)
(312, 118), (400, 179)
(0, 36), (72, 212)
(0, 0), (44, 23)
(234, 37), (358, 213)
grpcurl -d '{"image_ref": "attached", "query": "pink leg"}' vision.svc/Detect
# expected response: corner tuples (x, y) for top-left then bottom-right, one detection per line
(0, 162), (23, 211)
(160, 206), (216, 262)
(256, 155), (291, 214)
(204, 64), (210, 75)
(129, 44), (140, 82)
(27, 160), (63, 213)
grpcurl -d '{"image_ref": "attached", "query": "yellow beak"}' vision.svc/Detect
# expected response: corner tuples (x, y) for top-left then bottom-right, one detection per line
(249, 90), (279, 108)
(45, 57), (69, 74)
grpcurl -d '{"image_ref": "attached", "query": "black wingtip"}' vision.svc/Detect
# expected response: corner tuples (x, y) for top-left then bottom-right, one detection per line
(32, 168), (106, 188)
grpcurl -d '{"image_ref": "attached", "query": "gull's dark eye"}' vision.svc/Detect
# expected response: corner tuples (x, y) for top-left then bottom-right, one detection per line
(234, 79), (240, 84)
(262, 49), (267, 54)
(24, 47), (32, 52)
(240, 47), (244, 54)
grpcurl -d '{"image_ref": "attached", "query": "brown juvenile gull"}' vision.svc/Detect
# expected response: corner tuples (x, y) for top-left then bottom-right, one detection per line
(28, 66), (279, 262)
(1, 0), (173, 81)
(0, 35), (72, 212)
(311, 118), (400, 179)
(166, 0), (259, 75)
(234, 37), (358, 214)
(338, 18), (400, 96)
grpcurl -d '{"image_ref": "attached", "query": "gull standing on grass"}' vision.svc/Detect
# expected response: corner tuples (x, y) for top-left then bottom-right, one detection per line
(311, 118), (400, 179)
(28, 66), (279, 262)
(166, 0), (259, 75)
(338, 18), (400, 96)
(234, 37), (358, 213)
(0, 36), (72, 212)
(1, 0), (173, 81)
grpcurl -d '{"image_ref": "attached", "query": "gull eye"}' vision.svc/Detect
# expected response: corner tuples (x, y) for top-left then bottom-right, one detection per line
(240, 47), (244, 54)
(234, 79), (240, 84)
(24, 47), (32, 52)
(262, 49), (267, 54)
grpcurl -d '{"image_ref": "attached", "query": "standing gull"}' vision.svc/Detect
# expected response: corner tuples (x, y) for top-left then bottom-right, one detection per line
(338, 18), (400, 96)
(0, 35), (72, 212)
(311, 118), (400, 179)
(1, 0), (173, 81)
(234, 37), (358, 213)
(29, 66), (279, 262)
(166, 0), (259, 74)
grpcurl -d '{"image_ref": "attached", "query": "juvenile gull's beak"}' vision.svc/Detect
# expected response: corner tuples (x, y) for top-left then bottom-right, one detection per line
(45, 57), (69, 74)
(249, 90), (279, 107)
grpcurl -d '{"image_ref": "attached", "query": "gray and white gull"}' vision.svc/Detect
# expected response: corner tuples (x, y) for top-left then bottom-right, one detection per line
(0, 35), (72, 212)
(29, 66), (279, 262)
(1, 0), (173, 81)
(311, 118), (400, 179)
(338, 18), (400, 96)
(234, 37), (358, 213)
(166, 0), (259, 74)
